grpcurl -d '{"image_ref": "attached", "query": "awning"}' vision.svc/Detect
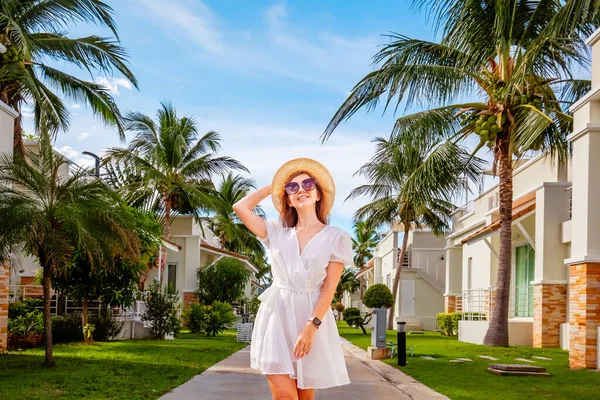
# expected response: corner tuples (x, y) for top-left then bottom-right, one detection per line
(162, 239), (181, 252)
(355, 258), (375, 279)
(461, 191), (536, 245)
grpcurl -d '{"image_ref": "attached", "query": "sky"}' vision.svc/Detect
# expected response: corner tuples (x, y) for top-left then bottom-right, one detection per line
(23, 0), (502, 235)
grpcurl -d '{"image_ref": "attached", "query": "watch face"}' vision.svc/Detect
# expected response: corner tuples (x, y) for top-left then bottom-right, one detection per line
(313, 317), (321, 326)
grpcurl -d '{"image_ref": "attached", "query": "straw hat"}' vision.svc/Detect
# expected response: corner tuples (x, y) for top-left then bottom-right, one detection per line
(271, 158), (335, 216)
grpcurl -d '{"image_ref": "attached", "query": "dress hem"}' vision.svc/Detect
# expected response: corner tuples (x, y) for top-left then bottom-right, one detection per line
(250, 365), (350, 390)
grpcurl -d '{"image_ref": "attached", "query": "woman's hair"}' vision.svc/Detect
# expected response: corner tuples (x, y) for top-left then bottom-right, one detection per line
(279, 170), (330, 227)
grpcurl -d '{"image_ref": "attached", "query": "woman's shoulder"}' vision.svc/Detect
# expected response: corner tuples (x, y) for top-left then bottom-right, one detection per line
(326, 225), (350, 238)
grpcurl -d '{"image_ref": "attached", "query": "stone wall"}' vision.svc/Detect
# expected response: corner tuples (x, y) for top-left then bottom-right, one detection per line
(0, 264), (9, 353)
(533, 284), (567, 348)
(569, 263), (600, 369)
(445, 295), (456, 313)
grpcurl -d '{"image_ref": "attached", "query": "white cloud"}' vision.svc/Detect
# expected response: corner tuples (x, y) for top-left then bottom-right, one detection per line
(96, 77), (133, 95)
(135, 1), (379, 92)
(71, 104), (81, 109)
(77, 132), (90, 142)
(55, 145), (95, 168)
(21, 105), (34, 118)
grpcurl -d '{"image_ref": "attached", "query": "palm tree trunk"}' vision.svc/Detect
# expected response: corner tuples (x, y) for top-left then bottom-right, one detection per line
(387, 223), (410, 330)
(42, 265), (55, 367)
(82, 297), (90, 345)
(160, 197), (172, 289)
(483, 139), (513, 346)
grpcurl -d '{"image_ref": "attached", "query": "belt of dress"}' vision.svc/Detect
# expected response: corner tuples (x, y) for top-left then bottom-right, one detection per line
(258, 281), (322, 313)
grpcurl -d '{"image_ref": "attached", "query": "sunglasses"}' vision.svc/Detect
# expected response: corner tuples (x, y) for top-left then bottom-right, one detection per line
(285, 178), (317, 195)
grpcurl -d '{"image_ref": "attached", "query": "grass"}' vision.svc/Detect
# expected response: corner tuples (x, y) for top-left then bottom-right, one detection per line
(337, 321), (600, 400)
(0, 330), (247, 399)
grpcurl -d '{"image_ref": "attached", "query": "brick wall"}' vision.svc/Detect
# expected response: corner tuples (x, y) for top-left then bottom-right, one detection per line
(533, 284), (567, 348)
(183, 292), (199, 309)
(569, 263), (600, 369)
(445, 295), (456, 313)
(0, 264), (9, 353)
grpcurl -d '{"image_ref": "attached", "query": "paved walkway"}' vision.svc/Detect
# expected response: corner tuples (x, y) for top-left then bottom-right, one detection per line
(160, 338), (448, 400)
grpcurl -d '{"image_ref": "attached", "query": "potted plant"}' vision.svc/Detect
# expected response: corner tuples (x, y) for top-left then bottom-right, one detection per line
(14, 311), (44, 349)
(362, 284), (393, 349)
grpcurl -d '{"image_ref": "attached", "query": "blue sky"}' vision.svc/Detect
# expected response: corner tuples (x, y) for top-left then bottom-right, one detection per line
(24, 0), (497, 234)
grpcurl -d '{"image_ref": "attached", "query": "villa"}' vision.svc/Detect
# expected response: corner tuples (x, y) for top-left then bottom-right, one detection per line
(444, 26), (600, 370)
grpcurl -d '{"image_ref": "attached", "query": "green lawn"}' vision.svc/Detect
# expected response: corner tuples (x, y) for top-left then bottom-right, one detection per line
(0, 330), (247, 400)
(337, 322), (600, 400)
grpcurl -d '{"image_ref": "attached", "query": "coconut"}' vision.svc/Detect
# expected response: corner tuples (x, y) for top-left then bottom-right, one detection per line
(481, 122), (490, 130)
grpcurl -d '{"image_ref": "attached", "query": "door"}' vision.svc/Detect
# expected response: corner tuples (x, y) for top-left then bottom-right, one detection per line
(401, 280), (415, 317)
(514, 244), (534, 317)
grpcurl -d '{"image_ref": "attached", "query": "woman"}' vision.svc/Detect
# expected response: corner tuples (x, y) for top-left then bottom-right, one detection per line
(233, 158), (352, 400)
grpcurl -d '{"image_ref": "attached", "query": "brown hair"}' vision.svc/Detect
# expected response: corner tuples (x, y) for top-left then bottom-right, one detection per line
(279, 170), (330, 228)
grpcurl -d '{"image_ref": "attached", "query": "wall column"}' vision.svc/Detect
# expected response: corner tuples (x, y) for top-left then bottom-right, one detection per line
(444, 244), (462, 313)
(0, 263), (9, 353)
(532, 183), (569, 347)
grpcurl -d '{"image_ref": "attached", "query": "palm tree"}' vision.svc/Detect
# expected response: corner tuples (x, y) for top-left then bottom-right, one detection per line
(335, 266), (360, 305)
(106, 103), (248, 287)
(323, 0), (597, 345)
(0, 135), (140, 366)
(352, 219), (380, 298)
(347, 134), (483, 329)
(0, 0), (138, 151)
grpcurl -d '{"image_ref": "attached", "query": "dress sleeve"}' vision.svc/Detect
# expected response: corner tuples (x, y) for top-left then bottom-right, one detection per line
(258, 219), (281, 248)
(330, 231), (354, 266)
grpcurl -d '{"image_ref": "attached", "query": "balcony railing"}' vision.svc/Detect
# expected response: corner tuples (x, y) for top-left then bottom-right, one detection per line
(462, 285), (533, 321)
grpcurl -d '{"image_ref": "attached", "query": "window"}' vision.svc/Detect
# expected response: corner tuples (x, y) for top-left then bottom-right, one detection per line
(467, 257), (473, 289)
(167, 264), (177, 294)
(386, 273), (391, 289)
(514, 244), (534, 317)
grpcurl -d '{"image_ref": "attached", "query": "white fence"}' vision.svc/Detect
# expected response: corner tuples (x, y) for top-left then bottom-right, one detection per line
(462, 285), (533, 320)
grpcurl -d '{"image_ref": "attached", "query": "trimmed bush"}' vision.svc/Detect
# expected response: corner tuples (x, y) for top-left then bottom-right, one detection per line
(342, 307), (361, 327)
(182, 303), (208, 333)
(52, 313), (84, 343)
(436, 312), (485, 336)
(362, 283), (393, 309)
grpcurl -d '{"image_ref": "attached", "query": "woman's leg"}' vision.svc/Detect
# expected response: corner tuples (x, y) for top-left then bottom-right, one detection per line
(297, 387), (315, 400)
(266, 374), (299, 400)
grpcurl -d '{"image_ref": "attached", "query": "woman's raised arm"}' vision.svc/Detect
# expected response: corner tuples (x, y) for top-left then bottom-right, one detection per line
(232, 184), (272, 240)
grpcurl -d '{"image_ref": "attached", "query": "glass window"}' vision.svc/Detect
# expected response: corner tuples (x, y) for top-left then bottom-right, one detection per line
(514, 244), (534, 317)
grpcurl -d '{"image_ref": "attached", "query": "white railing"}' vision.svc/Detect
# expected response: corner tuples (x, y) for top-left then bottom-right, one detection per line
(462, 285), (534, 320)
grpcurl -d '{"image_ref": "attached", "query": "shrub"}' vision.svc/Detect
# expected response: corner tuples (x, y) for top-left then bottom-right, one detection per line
(436, 312), (485, 336)
(333, 302), (345, 312)
(246, 296), (261, 316)
(205, 301), (237, 337)
(196, 257), (250, 304)
(142, 281), (181, 339)
(342, 307), (361, 327)
(52, 313), (84, 343)
(362, 284), (393, 309)
(90, 308), (123, 341)
(9, 297), (43, 319)
(9, 310), (43, 338)
(182, 303), (208, 333)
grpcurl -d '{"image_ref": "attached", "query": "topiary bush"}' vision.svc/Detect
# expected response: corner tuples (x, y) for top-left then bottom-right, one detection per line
(362, 283), (393, 309)
(182, 303), (208, 333)
(342, 307), (361, 327)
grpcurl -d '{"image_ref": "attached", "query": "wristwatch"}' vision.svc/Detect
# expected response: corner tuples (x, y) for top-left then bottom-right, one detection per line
(308, 316), (321, 328)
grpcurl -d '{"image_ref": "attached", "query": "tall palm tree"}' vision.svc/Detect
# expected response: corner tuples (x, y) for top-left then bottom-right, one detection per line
(347, 134), (483, 329)
(323, 0), (598, 345)
(106, 103), (248, 287)
(206, 172), (270, 286)
(0, 0), (138, 151)
(0, 135), (140, 366)
(352, 219), (380, 298)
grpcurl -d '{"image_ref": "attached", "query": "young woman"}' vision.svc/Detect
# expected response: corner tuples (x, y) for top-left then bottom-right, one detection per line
(233, 158), (352, 400)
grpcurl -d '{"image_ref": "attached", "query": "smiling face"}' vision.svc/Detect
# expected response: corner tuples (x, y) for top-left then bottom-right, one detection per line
(286, 172), (320, 211)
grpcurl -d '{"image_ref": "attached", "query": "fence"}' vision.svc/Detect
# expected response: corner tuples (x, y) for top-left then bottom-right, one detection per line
(10, 284), (103, 316)
(462, 285), (534, 320)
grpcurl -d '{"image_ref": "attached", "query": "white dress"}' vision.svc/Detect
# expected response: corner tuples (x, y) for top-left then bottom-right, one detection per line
(250, 220), (352, 389)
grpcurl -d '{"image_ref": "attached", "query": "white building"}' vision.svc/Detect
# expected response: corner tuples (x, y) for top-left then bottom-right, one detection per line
(355, 228), (446, 331)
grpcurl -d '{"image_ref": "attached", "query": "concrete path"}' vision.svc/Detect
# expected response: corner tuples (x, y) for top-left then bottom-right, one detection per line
(160, 338), (448, 400)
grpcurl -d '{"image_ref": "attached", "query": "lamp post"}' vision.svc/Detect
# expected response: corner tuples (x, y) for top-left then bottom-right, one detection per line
(397, 321), (406, 366)
(82, 151), (101, 178)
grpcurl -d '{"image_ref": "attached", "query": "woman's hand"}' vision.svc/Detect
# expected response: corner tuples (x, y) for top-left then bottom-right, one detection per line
(293, 322), (318, 359)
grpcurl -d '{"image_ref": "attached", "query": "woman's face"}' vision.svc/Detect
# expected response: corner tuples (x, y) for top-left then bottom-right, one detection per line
(286, 173), (320, 211)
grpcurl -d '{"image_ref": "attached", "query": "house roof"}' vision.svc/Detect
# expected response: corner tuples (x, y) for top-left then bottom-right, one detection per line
(200, 240), (260, 274)
(355, 264), (373, 279)
(460, 191), (536, 244)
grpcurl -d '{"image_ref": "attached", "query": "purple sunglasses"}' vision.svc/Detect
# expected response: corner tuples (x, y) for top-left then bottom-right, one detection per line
(285, 178), (317, 195)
